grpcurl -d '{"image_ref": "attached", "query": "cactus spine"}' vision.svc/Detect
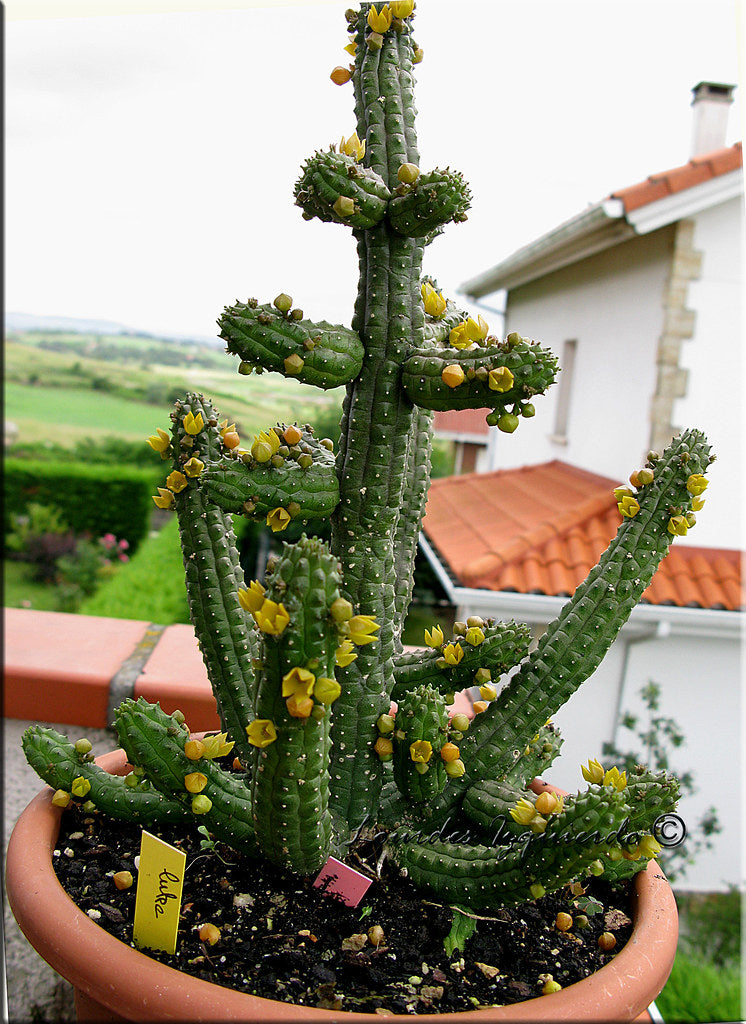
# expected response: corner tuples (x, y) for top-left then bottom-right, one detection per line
(23, 2), (709, 920)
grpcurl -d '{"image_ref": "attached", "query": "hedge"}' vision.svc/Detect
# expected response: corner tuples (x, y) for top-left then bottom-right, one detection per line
(79, 516), (190, 624)
(4, 459), (158, 553)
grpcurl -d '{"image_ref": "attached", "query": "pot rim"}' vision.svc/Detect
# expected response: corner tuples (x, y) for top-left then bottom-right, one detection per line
(6, 748), (678, 1022)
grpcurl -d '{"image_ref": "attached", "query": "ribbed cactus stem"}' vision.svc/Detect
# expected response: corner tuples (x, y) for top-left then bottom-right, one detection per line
(328, 10), (424, 827)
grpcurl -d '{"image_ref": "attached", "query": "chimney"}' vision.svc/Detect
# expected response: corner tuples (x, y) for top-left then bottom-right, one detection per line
(690, 81), (736, 157)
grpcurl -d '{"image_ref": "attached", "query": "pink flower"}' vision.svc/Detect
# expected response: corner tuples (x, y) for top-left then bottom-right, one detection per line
(101, 533), (116, 549)
(118, 554), (129, 563)
(118, 539), (130, 551)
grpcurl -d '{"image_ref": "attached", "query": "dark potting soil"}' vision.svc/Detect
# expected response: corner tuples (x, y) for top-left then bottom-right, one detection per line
(52, 800), (635, 1016)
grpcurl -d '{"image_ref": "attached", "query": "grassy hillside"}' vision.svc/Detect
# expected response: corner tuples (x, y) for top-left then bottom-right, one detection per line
(5, 330), (343, 447)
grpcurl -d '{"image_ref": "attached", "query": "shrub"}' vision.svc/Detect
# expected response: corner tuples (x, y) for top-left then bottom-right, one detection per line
(4, 459), (156, 553)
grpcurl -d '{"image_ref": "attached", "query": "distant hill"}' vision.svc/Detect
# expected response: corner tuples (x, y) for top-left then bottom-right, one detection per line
(5, 312), (220, 348)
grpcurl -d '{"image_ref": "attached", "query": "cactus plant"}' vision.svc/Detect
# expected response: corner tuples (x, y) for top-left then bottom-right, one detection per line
(24, 1), (712, 936)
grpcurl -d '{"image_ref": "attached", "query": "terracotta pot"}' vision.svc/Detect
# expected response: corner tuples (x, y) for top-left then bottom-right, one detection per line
(6, 751), (677, 1022)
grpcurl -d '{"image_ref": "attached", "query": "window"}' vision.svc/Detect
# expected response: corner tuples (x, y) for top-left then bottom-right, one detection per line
(550, 339), (577, 444)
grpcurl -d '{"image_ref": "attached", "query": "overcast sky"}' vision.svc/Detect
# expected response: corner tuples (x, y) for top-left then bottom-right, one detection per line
(6, 0), (743, 339)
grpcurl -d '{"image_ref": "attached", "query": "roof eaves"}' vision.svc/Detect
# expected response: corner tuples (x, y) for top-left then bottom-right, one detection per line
(625, 167), (744, 234)
(460, 199), (631, 297)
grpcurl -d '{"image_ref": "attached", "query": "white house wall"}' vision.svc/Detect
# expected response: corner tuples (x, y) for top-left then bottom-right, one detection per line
(487, 227), (675, 484)
(673, 197), (744, 549)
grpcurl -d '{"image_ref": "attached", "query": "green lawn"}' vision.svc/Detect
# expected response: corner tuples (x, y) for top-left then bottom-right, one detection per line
(3, 561), (60, 611)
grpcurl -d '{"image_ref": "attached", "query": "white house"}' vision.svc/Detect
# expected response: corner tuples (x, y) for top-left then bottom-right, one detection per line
(420, 84), (744, 890)
(454, 83), (743, 553)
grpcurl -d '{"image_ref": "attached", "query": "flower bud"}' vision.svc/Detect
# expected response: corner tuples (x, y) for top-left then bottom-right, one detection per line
(444, 758), (465, 778)
(191, 794), (213, 815)
(397, 162), (420, 184)
(450, 713), (471, 732)
(273, 293), (293, 313)
(74, 738), (93, 755)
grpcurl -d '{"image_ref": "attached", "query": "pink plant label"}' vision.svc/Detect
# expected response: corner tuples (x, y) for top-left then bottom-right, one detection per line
(313, 856), (372, 907)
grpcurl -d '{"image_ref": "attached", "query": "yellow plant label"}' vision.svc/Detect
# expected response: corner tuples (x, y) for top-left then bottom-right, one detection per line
(132, 830), (186, 954)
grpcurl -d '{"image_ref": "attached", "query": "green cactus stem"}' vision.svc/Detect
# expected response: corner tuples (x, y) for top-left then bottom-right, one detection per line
(22, 724), (192, 826)
(427, 428), (712, 824)
(391, 620), (531, 701)
(401, 334), (558, 417)
(169, 393), (258, 766)
(113, 698), (258, 852)
(201, 424), (340, 527)
(220, 300), (365, 389)
(248, 535), (345, 874)
(388, 168), (471, 237)
(294, 148), (391, 229)
(391, 786), (633, 909)
(391, 684), (449, 803)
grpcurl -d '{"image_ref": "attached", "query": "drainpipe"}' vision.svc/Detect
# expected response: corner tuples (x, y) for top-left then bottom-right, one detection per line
(609, 620), (672, 749)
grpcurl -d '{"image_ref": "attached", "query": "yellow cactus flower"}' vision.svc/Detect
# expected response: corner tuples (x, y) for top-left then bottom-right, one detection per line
(603, 766), (627, 791)
(313, 676), (341, 705)
(613, 486), (634, 502)
(390, 0), (414, 16)
(282, 666), (316, 699)
(691, 495), (706, 512)
(367, 3), (393, 33)
(581, 758), (605, 784)
(166, 470), (188, 494)
(343, 40), (357, 56)
(464, 626), (485, 646)
(254, 598), (290, 636)
(184, 772), (208, 794)
(346, 614), (380, 645)
(478, 683), (497, 701)
(443, 642), (464, 666)
(442, 364), (465, 389)
(465, 315), (489, 342)
(340, 131), (366, 162)
(152, 487), (174, 510)
(635, 834), (663, 860)
(424, 624), (444, 648)
(238, 580), (266, 614)
(510, 797), (538, 826)
(184, 739), (206, 760)
(488, 366), (514, 392)
(410, 739), (433, 763)
(71, 777), (91, 798)
(448, 322), (472, 350)
(472, 699), (488, 714)
(618, 495), (641, 518)
(252, 429), (281, 460)
(667, 514), (689, 537)
(686, 474), (708, 496)
(336, 639), (358, 667)
(52, 789), (72, 808)
(421, 281), (447, 318)
(183, 457), (205, 478)
(147, 427), (171, 453)
(183, 410), (204, 435)
(246, 719), (277, 748)
(201, 732), (234, 759)
(267, 507), (292, 533)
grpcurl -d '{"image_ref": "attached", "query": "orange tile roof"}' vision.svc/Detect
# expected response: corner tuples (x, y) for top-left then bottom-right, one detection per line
(610, 142), (742, 214)
(423, 461), (744, 611)
(433, 409), (490, 437)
